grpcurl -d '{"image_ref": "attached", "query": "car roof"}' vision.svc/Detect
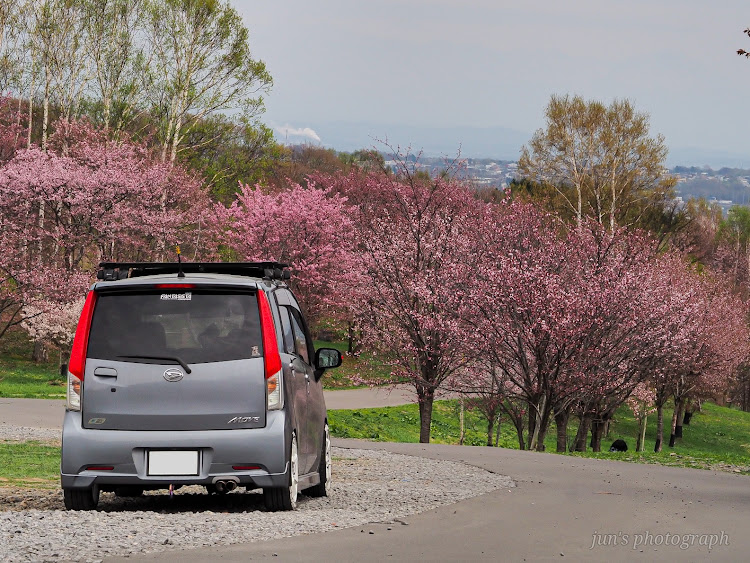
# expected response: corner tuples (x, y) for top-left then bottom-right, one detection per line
(93, 272), (267, 291)
(92, 262), (290, 291)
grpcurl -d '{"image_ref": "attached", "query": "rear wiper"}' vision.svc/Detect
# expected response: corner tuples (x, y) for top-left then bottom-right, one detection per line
(116, 355), (192, 374)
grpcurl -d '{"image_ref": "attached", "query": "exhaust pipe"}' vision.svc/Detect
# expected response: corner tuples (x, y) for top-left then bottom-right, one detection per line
(211, 478), (240, 494)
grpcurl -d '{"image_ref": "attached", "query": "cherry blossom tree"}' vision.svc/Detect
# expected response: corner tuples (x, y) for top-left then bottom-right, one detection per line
(0, 118), (209, 268)
(468, 201), (594, 451)
(0, 117), (210, 351)
(208, 180), (357, 328)
(561, 226), (672, 452)
(325, 166), (494, 443)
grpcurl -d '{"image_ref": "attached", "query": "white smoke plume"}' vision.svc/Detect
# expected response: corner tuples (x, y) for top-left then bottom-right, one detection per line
(276, 125), (322, 143)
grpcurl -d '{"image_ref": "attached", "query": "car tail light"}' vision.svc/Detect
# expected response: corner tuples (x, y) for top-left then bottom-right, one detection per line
(232, 465), (261, 470)
(67, 291), (96, 411)
(257, 291), (282, 410)
(266, 372), (281, 410)
(154, 284), (195, 289)
(69, 291), (96, 379)
(67, 375), (82, 411)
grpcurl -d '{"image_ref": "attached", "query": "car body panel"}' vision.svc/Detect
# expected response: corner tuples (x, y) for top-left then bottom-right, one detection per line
(81, 358), (267, 431)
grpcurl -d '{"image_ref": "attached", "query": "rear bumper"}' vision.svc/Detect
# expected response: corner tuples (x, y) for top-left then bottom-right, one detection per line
(60, 409), (289, 490)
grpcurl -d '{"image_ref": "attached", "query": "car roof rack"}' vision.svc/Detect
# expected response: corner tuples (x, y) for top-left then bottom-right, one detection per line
(97, 262), (291, 282)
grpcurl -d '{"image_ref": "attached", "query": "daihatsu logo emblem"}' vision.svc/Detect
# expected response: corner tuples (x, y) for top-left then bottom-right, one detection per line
(163, 368), (184, 382)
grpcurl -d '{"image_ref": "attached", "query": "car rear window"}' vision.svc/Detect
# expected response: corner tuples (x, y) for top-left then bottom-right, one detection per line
(86, 290), (262, 364)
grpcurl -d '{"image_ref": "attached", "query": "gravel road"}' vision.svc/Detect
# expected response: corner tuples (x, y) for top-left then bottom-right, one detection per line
(0, 426), (514, 563)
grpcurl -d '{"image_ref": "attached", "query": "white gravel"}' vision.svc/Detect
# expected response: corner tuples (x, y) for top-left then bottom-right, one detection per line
(0, 426), (515, 563)
(0, 424), (60, 444)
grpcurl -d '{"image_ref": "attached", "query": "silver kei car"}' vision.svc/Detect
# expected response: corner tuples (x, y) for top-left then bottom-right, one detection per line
(61, 262), (341, 511)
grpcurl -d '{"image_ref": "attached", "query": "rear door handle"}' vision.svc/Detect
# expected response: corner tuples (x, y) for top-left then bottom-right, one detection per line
(94, 367), (118, 377)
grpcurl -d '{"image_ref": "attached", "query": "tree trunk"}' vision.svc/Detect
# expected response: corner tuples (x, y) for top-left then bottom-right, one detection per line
(347, 322), (356, 354)
(529, 396), (547, 452)
(683, 411), (693, 425)
(554, 410), (569, 453)
(527, 403), (535, 445)
(636, 413), (647, 453)
(27, 77), (34, 149)
(675, 399), (686, 438)
(668, 397), (682, 448)
(459, 395), (465, 446)
(591, 420), (606, 452)
(574, 415), (590, 452)
(495, 415), (501, 447)
(654, 404), (664, 452)
(32, 340), (48, 363)
(512, 415), (526, 450)
(42, 79), (50, 151)
(417, 389), (434, 444)
(486, 415), (494, 447)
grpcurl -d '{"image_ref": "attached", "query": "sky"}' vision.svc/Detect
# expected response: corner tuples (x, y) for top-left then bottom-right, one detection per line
(234, 0), (750, 167)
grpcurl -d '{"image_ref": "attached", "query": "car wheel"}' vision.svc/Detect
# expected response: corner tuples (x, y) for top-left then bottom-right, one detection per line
(306, 423), (331, 497)
(263, 433), (298, 511)
(63, 486), (100, 510)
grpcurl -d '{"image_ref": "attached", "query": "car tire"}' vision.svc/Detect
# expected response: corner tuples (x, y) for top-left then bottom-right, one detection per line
(263, 433), (298, 511)
(306, 423), (331, 497)
(63, 486), (99, 510)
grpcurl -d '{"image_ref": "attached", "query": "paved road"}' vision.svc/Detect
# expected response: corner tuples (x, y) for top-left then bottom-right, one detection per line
(108, 439), (749, 562)
(0, 397), (65, 429)
(4, 393), (749, 561)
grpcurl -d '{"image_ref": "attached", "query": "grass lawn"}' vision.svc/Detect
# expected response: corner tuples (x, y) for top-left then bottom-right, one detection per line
(0, 327), (66, 399)
(0, 358), (66, 399)
(0, 442), (60, 488)
(329, 400), (750, 474)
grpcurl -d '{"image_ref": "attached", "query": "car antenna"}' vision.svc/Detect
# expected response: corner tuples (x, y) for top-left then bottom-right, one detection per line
(176, 245), (185, 278)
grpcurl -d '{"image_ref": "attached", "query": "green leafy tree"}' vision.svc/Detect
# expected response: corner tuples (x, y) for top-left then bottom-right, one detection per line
(519, 95), (674, 231)
(142, 0), (272, 161)
(180, 114), (281, 202)
(0, 1), (25, 93)
(717, 205), (750, 291)
(83, 0), (144, 134)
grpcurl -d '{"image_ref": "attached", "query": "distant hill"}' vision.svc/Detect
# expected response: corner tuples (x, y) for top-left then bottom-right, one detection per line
(673, 166), (750, 206)
(283, 121), (530, 160)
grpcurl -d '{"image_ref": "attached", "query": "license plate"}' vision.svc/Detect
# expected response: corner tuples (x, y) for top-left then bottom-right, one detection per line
(147, 450), (199, 476)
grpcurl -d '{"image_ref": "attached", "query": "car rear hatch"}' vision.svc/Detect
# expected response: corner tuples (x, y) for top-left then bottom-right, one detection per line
(81, 285), (267, 431)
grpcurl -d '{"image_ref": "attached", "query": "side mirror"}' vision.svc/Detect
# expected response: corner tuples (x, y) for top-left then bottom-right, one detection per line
(314, 348), (342, 380)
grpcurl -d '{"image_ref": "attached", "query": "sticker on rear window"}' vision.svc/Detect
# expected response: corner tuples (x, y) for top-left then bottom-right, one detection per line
(160, 292), (192, 301)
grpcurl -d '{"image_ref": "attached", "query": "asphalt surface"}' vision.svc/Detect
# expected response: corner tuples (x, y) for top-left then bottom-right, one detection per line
(3, 392), (749, 561)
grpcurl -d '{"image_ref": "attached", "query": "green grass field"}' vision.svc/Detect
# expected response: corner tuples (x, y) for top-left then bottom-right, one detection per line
(0, 442), (61, 488)
(329, 400), (750, 473)
(0, 358), (66, 399)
